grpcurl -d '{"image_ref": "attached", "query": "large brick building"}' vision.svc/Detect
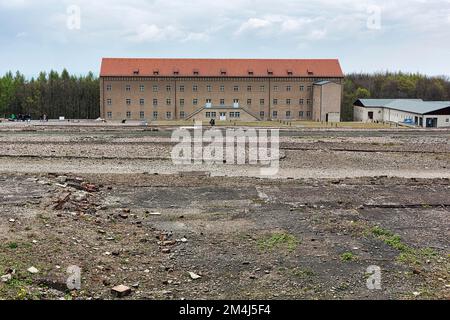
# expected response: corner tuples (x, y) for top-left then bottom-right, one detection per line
(100, 58), (344, 122)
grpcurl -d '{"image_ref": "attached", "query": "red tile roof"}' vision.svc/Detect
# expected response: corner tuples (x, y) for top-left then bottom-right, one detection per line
(100, 58), (344, 78)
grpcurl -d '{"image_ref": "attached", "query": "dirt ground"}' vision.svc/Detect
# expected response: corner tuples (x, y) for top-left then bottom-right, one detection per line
(0, 124), (449, 300)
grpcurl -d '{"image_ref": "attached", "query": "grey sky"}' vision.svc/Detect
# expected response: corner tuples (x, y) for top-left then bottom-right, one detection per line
(1, 0), (449, 77)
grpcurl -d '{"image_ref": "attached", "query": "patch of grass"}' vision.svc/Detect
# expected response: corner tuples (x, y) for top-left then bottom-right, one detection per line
(258, 232), (299, 252)
(292, 267), (315, 278)
(371, 226), (440, 266)
(7, 242), (18, 249)
(340, 252), (357, 261)
(371, 226), (409, 252)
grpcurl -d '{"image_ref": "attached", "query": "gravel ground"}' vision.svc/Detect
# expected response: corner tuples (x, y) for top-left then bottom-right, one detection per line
(0, 125), (448, 300)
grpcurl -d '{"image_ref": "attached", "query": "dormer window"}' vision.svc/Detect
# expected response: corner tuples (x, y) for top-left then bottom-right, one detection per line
(133, 69), (140, 75)
(287, 69), (293, 76)
(193, 69), (199, 75)
(248, 69), (254, 75)
(153, 69), (159, 75)
(173, 68), (179, 75)
(267, 69), (273, 75)
(220, 69), (227, 75)
(307, 69), (314, 75)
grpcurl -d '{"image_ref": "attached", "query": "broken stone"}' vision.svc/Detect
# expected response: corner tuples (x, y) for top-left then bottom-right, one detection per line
(161, 240), (177, 246)
(1, 274), (12, 282)
(188, 272), (201, 280)
(111, 285), (131, 298)
(27, 266), (39, 274)
(161, 248), (171, 254)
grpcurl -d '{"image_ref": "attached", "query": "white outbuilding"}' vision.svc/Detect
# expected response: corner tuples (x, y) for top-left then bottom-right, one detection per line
(353, 99), (450, 128)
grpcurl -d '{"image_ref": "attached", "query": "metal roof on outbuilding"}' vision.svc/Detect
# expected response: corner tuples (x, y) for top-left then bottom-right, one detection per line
(356, 99), (450, 115)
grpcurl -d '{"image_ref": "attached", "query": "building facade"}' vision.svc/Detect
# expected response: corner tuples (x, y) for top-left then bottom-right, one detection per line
(354, 99), (450, 128)
(100, 58), (344, 122)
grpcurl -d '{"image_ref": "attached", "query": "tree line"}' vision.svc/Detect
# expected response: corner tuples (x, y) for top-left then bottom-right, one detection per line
(1, 70), (449, 121)
(0, 70), (99, 120)
(342, 72), (450, 120)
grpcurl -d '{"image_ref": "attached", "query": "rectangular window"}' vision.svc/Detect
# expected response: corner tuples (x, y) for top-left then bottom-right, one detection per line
(166, 85), (171, 92)
(107, 99), (112, 106)
(233, 99), (239, 104)
(126, 85), (131, 91)
(233, 85), (239, 92)
(260, 111), (265, 118)
(153, 111), (158, 120)
(107, 112), (112, 118)
(166, 112), (172, 119)
(220, 99), (225, 105)
(153, 99), (158, 106)
(247, 85), (252, 92)
(180, 99), (185, 106)
(307, 99), (311, 105)
(206, 112), (211, 118)
(230, 112), (241, 118)
(300, 85), (305, 91)
(274, 86), (279, 92)
(179, 85), (185, 92)
(139, 85), (145, 92)
(126, 111), (131, 118)
(140, 111), (145, 119)
(260, 99), (265, 106)
(260, 85), (265, 92)
(286, 99), (291, 105)
(140, 99), (145, 106)
(307, 86), (312, 91)
(206, 99), (212, 104)
(193, 98), (198, 105)
(220, 85), (225, 92)
(286, 111), (291, 118)
(126, 99), (131, 106)
(193, 85), (198, 92)
(180, 111), (185, 119)
(106, 84), (112, 91)
(272, 110), (278, 119)
(300, 99), (304, 105)
(299, 111), (304, 117)
(247, 99), (252, 105)
(273, 99), (278, 105)
(211, 112), (216, 118)
(166, 98), (171, 106)
(207, 85), (212, 92)
(306, 111), (311, 117)
(286, 85), (291, 92)
(153, 85), (158, 92)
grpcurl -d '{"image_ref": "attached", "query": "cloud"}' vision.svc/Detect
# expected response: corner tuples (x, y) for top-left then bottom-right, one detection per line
(0, 0), (449, 75)
(236, 18), (273, 34)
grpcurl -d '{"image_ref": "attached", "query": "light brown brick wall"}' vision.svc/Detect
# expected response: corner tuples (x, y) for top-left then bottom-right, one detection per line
(101, 77), (343, 121)
(312, 82), (342, 122)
